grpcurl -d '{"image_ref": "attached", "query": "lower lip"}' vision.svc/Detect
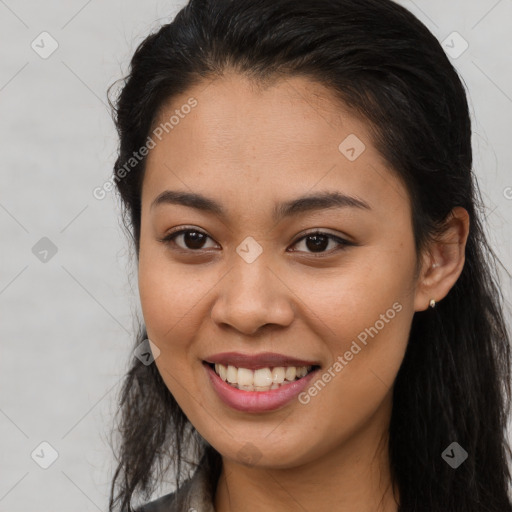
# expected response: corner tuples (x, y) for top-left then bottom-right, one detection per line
(204, 363), (319, 413)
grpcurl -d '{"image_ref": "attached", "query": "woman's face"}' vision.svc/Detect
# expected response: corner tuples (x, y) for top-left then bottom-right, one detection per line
(138, 72), (424, 468)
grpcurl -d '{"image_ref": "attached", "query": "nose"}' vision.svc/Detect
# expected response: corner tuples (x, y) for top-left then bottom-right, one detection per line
(210, 256), (295, 336)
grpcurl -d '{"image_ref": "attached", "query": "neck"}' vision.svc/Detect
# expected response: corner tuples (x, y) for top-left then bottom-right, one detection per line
(213, 393), (399, 512)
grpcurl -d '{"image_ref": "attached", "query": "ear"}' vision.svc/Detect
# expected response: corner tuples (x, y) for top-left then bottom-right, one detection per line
(414, 206), (470, 312)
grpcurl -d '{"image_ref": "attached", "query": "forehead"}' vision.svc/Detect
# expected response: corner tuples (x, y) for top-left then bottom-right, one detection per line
(142, 72), (410, 221)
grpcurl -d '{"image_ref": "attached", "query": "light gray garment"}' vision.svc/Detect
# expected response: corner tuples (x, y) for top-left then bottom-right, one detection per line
(135, 462), (216, 512)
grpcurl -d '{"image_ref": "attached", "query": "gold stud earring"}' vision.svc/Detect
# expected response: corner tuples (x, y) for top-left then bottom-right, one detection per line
(429, 299), (436, 308)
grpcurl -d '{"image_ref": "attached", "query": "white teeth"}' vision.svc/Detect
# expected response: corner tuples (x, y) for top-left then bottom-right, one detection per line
(238, 367), (253, 387)
(285, 366), (296, 381)
(254, 368), (273, 387)
(226, 365), (238, 383)
(215, 364), (228, 381)
(272, 367), (285, 383)
(212, 363), (313, 391)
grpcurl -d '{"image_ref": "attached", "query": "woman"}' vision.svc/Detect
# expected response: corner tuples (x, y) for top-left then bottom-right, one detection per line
(108, 0), (512, 510)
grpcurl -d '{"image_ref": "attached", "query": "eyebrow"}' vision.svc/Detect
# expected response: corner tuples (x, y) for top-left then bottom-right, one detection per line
(151, 189), (371, 221)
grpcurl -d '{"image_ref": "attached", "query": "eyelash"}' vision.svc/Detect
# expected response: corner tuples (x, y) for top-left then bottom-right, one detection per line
(158, 227), (353, 256)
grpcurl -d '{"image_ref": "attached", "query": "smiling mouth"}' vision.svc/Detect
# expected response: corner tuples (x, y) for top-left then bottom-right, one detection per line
(205, 362), (320, 392)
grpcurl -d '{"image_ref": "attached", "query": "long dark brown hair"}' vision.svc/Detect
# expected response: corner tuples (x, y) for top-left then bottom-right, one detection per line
(107, 1), (512, 510)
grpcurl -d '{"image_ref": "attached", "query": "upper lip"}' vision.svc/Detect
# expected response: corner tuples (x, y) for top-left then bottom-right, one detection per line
(204, 352), (320, 369)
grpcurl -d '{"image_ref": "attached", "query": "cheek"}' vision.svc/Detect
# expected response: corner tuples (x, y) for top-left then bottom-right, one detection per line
(138, 238), (187, 328)
(137, 241), (219, 361)
(292, 271), (412, 450)
(305, 250), (415, 337)
(302, 245), (416, 390)
(137, 245), (207, 405)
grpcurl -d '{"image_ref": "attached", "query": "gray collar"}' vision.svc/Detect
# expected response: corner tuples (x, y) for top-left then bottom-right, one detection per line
(137, 460), (215, 512)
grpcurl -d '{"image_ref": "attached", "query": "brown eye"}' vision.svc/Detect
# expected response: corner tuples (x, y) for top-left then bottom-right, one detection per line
(179, 230), (208, 250)
(290, 231), (351, 255)
(160, 228), (218, 251)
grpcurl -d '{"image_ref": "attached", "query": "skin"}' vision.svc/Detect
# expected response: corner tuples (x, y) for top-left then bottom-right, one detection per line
(138, 72), (470, 512)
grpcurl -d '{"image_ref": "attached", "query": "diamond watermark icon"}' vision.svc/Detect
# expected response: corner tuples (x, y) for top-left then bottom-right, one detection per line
(134, 338), (161, 366)
(236, 236), (263, 264)
(31, 441), (59, 469)
(338, 134), (366, 161)
(237, 442), (263, 465)
(32, 237), (58, 263)
(442, 31), (469, 59)
(441, 441), (468, 469)
(31, 32), (59, 59)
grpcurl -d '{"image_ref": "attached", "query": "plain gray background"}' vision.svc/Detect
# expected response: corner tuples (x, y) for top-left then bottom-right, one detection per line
(1, 0), (511, 510)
